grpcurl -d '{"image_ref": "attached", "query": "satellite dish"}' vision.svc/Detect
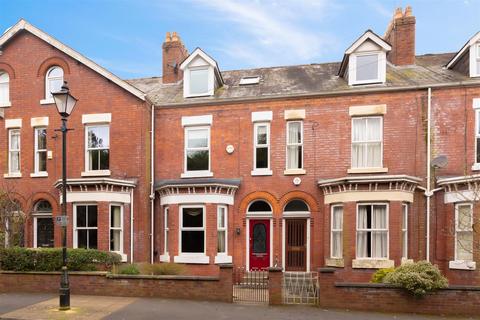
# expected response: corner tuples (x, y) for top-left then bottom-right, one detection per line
(431, 155), (448, 169)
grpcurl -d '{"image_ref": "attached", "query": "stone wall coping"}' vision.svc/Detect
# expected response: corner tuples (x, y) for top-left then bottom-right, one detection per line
(0, 271), (108, 276)
(318, 267), (336, 273)
(106, 274), (220, 281)
(268, 267), (283, 272)
(334, 282), (480, 291)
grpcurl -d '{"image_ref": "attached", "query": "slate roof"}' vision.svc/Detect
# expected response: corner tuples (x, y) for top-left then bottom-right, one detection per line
(127, 53), (480, 106)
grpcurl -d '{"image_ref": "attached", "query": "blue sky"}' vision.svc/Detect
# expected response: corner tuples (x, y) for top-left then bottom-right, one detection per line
(1, 0), (479, 79)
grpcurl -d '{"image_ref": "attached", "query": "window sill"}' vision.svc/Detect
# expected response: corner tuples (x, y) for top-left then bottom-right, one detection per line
(159, 254), (170, 263)
(0, 101), (12, 108)
(81, 170), (111, 177)
(472, 163), (480, 171)
(4, 173), (22, 179)
(352, 259), (394, 269)
(284, 169), (306, 175)
(347, 167), (388, 174)
(401, 257), (414, 265)
(180, 171), (213, 178)
(214, 254), (232, 264)
(449, 260), (476, 270)
(30, 172), (48, 178)
(40, 98), (55, 105)
(325, 258), (344, 268)
(111, 252), (128, 262)
(174, 254), (210, 264)
(251, 169), (272, 176)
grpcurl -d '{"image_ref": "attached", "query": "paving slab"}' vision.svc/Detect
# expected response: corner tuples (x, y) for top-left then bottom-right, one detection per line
(0, 295), (136, 320)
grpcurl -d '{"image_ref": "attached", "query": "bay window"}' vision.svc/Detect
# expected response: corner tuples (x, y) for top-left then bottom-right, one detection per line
(180, 206), (205, 254)
(286, 121), (303, 170)
(331, 205), (343, 259)
(351, 116), (382, 168)
(110, 205), (123, 253)
(402, 204), (408, 259)
(217, 205), (227, 254)
(356, 204), (388, 259)
(455, 203), (473, 261)
(74, 204), (98, 249)
(164, 207), (169, 256)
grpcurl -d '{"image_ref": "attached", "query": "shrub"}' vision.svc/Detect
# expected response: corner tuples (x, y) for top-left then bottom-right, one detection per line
(371, 267), (394, 283)
(138, 263), (185, 275)
(383, 261), (448, 297)
(0, 247), (121, 272)
(116, 264), (140, 275)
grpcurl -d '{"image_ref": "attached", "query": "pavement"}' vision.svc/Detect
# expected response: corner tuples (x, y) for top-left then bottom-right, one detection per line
(0, 293), (473, 320)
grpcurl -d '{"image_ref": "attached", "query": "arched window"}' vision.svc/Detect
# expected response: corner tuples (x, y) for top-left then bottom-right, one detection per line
(284, 199), (309, 212)
(45, 66), (63, 99)
(0, 71), (9, 105)
(34, 200), (53, 213)
(247, 200), (272, 214)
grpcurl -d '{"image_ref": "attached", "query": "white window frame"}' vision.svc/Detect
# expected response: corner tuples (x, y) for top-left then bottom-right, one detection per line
(45, 66), (64, 99)
(351, 116), (383, 169)
(85, 124), (110, 173)
(109, 204), (124, 255)
(475, 43), (480, 77)
(8, 128), (20, 175)
(355, 203), (389, 259)
(179, 205), (206, 255)
(183, 126), (211, 177)
(402, 204), (408, 259)
(73, 203), (98, 249)
(34, 127), (47, 174)
(217, 205), (228, 255)
(252, 122), (271, 174)
(330, 205), (343, 259)
(164, 207), (169, 255)
(454, 203), (473, 262)
(286, 121), (303, 170)
(187, 66), (211, 97)
(350, 51), (385, 85)
(0, 71), (10, 106)
(475, 109), (480, 168)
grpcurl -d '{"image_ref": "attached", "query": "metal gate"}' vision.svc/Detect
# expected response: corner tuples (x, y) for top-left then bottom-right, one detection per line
(282, 272), (318, 304)
(233, 267), (269, 304)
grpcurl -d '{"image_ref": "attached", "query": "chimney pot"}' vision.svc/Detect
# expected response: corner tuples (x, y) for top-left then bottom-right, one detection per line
(384, 6), (416, 66)
(394, 7), (403, 19)
(404, 5), (412, 17)
(165, 32), (171, 43)
(172, 31), (179, 42)
(162, 31), (188, 84)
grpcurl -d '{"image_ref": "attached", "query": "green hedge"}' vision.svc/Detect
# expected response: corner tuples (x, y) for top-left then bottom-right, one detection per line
(0, 247), (121, 272)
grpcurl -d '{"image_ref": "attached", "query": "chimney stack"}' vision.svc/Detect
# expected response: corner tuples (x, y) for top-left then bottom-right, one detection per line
(384, 6), (416, 66)
(162, 31), (188, 84)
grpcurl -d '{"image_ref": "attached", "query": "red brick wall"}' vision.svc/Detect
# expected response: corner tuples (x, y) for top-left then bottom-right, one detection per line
(0, 31), (151, 262)
(0, 267), (233, 302)
(318, 268), (480, 316)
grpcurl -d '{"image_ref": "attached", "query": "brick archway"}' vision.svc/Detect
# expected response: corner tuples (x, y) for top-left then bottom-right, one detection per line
(37, 56), (71, 77)
(279, 190), (320, 214)
(0, 62), (16, 79)
(238, 191), (280, 216)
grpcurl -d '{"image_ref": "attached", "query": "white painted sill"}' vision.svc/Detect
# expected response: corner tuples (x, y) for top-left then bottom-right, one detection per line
(174, 254), (210, 264)
(40, 98), (55, 105)
(4, 172), (22, 178)
(30, 172), (48, 178)
(159, 254), (170, 263)
(251, 169), (273, 176)
(472, 163), (480, 171)
(401, 257), (414, 265)
(81, 170), (111, 177)
(325, 258), (344, 268)
(449, 260), (476, 270)
(180, 171), (214, 178)
(214, 254), (232, 264)
(347, 167), (388, 174)
(284, 169), (306, 175)
(352, 259), (394, 269)
(0, 101), (12, 107)
(113, 253), (128, 262)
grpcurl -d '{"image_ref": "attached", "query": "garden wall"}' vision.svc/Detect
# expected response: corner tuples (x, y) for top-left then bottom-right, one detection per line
(0, 264), (233, 303)
(318, 268), (480, 317)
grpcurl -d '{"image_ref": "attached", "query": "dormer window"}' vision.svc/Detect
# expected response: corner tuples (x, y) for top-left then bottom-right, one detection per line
(354, 53), (380, 83)
(446, 32), (480, 78)
(476, 43), (480, 76)
(338, 30), (391, 86)
(180, 48), (224, 98)
(189, 68), (209, 96)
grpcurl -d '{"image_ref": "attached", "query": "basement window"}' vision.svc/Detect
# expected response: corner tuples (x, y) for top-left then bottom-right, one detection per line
(239, 76), (260, 85)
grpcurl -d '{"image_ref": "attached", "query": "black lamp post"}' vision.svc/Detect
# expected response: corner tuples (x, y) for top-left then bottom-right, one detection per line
(52, 81), (77, 311)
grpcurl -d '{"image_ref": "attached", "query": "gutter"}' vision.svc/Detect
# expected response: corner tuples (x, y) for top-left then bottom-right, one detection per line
(154, 80), (480, 109)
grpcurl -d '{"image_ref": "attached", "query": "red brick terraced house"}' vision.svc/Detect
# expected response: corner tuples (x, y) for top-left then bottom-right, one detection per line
(2, 6), (480, 284)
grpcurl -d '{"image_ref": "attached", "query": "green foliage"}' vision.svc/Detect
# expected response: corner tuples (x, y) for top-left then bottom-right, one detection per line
(116, 264), (140, 275)
(383, 261), (448, 297)
(138, 263), (185, 275)
(371, 267), (395, 283)
(0, 247), (121, 272)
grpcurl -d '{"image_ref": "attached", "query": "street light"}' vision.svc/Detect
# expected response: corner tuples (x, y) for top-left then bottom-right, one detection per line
(52, 81), (77, 311)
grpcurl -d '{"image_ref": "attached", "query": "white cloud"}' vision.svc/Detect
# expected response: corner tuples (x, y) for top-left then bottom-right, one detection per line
(190, 0), (338, 68)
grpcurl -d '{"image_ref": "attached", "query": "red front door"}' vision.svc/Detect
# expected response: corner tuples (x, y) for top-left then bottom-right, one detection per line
(249, 219), (270, 270)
